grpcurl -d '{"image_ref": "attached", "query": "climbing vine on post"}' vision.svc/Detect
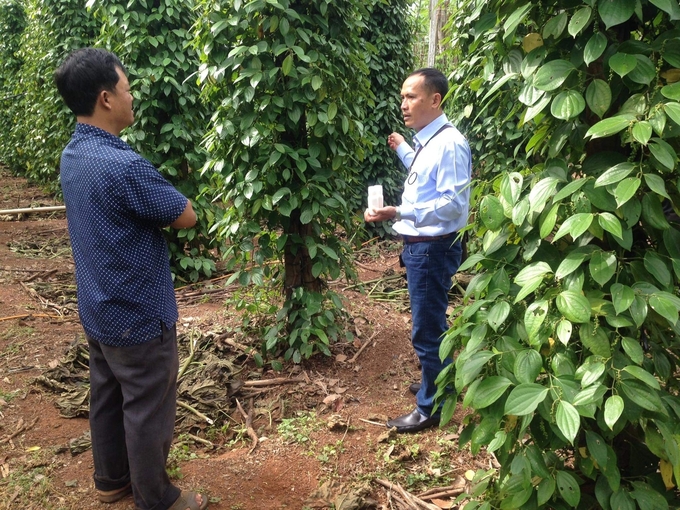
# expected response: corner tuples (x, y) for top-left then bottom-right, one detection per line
(194, 0), (378, 364)
(437, 1), (680, 508)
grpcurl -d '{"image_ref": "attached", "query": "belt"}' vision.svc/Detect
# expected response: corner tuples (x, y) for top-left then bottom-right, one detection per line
(402, 232), (456, 243)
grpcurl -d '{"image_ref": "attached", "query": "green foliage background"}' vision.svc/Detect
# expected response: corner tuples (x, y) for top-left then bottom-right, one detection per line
(1, 0), (97, 190)
(0, 0), (412, 361)
(0, 0), (26, 166)
(436, 1), (680, 509)
(87, 0), (219, 283)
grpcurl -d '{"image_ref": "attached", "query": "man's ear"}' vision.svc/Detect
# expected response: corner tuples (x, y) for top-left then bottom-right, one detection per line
(97, 89), (112, 111)
(432, 92), (442, 109)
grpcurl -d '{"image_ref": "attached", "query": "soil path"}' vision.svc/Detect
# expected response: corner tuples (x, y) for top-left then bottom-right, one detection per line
(0, 169), (482, 510)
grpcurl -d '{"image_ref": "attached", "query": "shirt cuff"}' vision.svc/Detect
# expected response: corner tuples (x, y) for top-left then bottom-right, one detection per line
(398, 204), (415, 222)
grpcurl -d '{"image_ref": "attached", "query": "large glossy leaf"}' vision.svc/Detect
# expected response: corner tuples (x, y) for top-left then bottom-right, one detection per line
(512, 198), (530, 225)
(538, 477), (556, 506)
(514, 350), (543, 384)
(622, 366), (660, 390)
(556, 290), (591, 323)
(589, 250), (617, 286)
(529, 177), (559, 214)
(604, 395), (624, 429)
(632, 121), (653, 145)
(664, 102), (680, 126)
(504, 383), (549, 415)
(515, 261), (553, 286)
(598, 0), (636, 29)
(554, 179), (588, 202)
(487, 301), (511, 332)
(543, 12), (568, 40)
(645, 252), (672, 287)
(525, 300), (549, 342)
(556, 249), (590, 278)
(649, 294), (679, 325)
(553, 213), (593, 241)
(611, 283), (634, 314)
(619, 379), (666, 413)
(584, 32), (607, 66)
(628, 55), (656, 85)
(556, 319), (573, 345)
(480, 195), (505, 230)
(580, 323), (611, 357)
(598, 212), (623, 238)
(661, 82), (680, 101)
(556, 469), (581, 506)
(551, 90), (585, 120)
(472, 376), (513, 409)
(503, 3), (533, 42)
(609, 52), (637, 77)
(456, 350), (495, 389)
(586, 114), (636, 139)
(648, 139), (677, 171)
(514, 276), (545, 303)
(622, 337), (644, 364)
(629, 295), (648, 327)
(630, 482), (670, 510)
(556, 401), (580, 445)
(534, 60), (575, 91)
(594, 162), (635, 187)
(613, 177), (641, 208)
(585, 79), (611, 118)
(569, 7), (592, 38)
(586, 430), (609, 470)
(501, 172), (523, 206)
(644, 173), (670, 199)
(523, 96), (551, 124)
(610, 489), (635, 510)
(540, 203), (559, 238)
(649, 0), (680, 19)
(642, 193), (671, 230)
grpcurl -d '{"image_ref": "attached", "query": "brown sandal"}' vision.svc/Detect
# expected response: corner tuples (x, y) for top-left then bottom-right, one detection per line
(97, 482), (132, 503)
(168, 491), (209, 510)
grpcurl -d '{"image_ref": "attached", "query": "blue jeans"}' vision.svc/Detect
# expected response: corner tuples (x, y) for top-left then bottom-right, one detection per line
(402, 237), (462, 417)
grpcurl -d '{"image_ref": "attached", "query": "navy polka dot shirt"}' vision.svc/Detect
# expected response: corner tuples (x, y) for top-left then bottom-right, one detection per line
(60, 123), (188, 347)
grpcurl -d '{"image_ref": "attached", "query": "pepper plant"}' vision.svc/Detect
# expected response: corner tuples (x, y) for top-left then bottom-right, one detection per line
(193, 0), (382, 363)
(2, 0), (97, 188)
(437, 1), (680, 508)
(87, 0), (219, 283)
(0, 0), (25, 166)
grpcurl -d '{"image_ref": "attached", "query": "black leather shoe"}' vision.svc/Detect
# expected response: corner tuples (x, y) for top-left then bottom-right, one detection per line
(386, 409), (439, 433)
(409, 382), (421, 395)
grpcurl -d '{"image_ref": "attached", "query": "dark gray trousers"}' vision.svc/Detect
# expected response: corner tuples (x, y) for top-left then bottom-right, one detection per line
(87, 323), (182, 510)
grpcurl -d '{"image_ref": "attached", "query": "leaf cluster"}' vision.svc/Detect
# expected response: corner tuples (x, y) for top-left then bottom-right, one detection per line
(438, 1), (680, 509)
(89, 0), (220, 283)
(0, 0), (98, 189)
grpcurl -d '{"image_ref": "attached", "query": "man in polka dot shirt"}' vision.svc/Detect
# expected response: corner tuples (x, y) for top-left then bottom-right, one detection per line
(56, 48), (208, 510)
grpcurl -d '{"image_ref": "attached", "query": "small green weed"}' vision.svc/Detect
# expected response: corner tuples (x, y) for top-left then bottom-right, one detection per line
(277, 411), (321, 445)
(167, 437), (198, 479)
(316, 440), (345, 464)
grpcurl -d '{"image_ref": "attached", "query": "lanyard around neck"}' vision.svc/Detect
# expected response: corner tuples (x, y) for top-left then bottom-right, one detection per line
(409, 124), (453, 171)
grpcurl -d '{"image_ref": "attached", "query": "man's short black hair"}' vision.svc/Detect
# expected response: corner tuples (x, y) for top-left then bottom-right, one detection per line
(409, 68), (448, 100)
(55, 48), (126, 116)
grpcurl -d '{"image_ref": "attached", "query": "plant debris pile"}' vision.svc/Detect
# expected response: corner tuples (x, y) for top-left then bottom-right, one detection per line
(34, 331), (240, 437)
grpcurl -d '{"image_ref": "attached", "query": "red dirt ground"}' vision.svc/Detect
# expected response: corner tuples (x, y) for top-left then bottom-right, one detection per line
(0, 168), (486, 510)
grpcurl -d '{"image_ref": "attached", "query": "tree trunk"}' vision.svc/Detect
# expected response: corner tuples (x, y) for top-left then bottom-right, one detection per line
(283, 210), (324, 300)
(428, 0), (438, 66)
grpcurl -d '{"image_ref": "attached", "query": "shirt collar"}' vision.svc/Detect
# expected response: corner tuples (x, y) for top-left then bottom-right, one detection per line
(413, 113), (449, 149)
(74, 122), (131, 151)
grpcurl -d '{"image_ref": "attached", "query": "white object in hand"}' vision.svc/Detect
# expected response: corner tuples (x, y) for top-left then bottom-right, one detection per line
(367, 185), (383, 213)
